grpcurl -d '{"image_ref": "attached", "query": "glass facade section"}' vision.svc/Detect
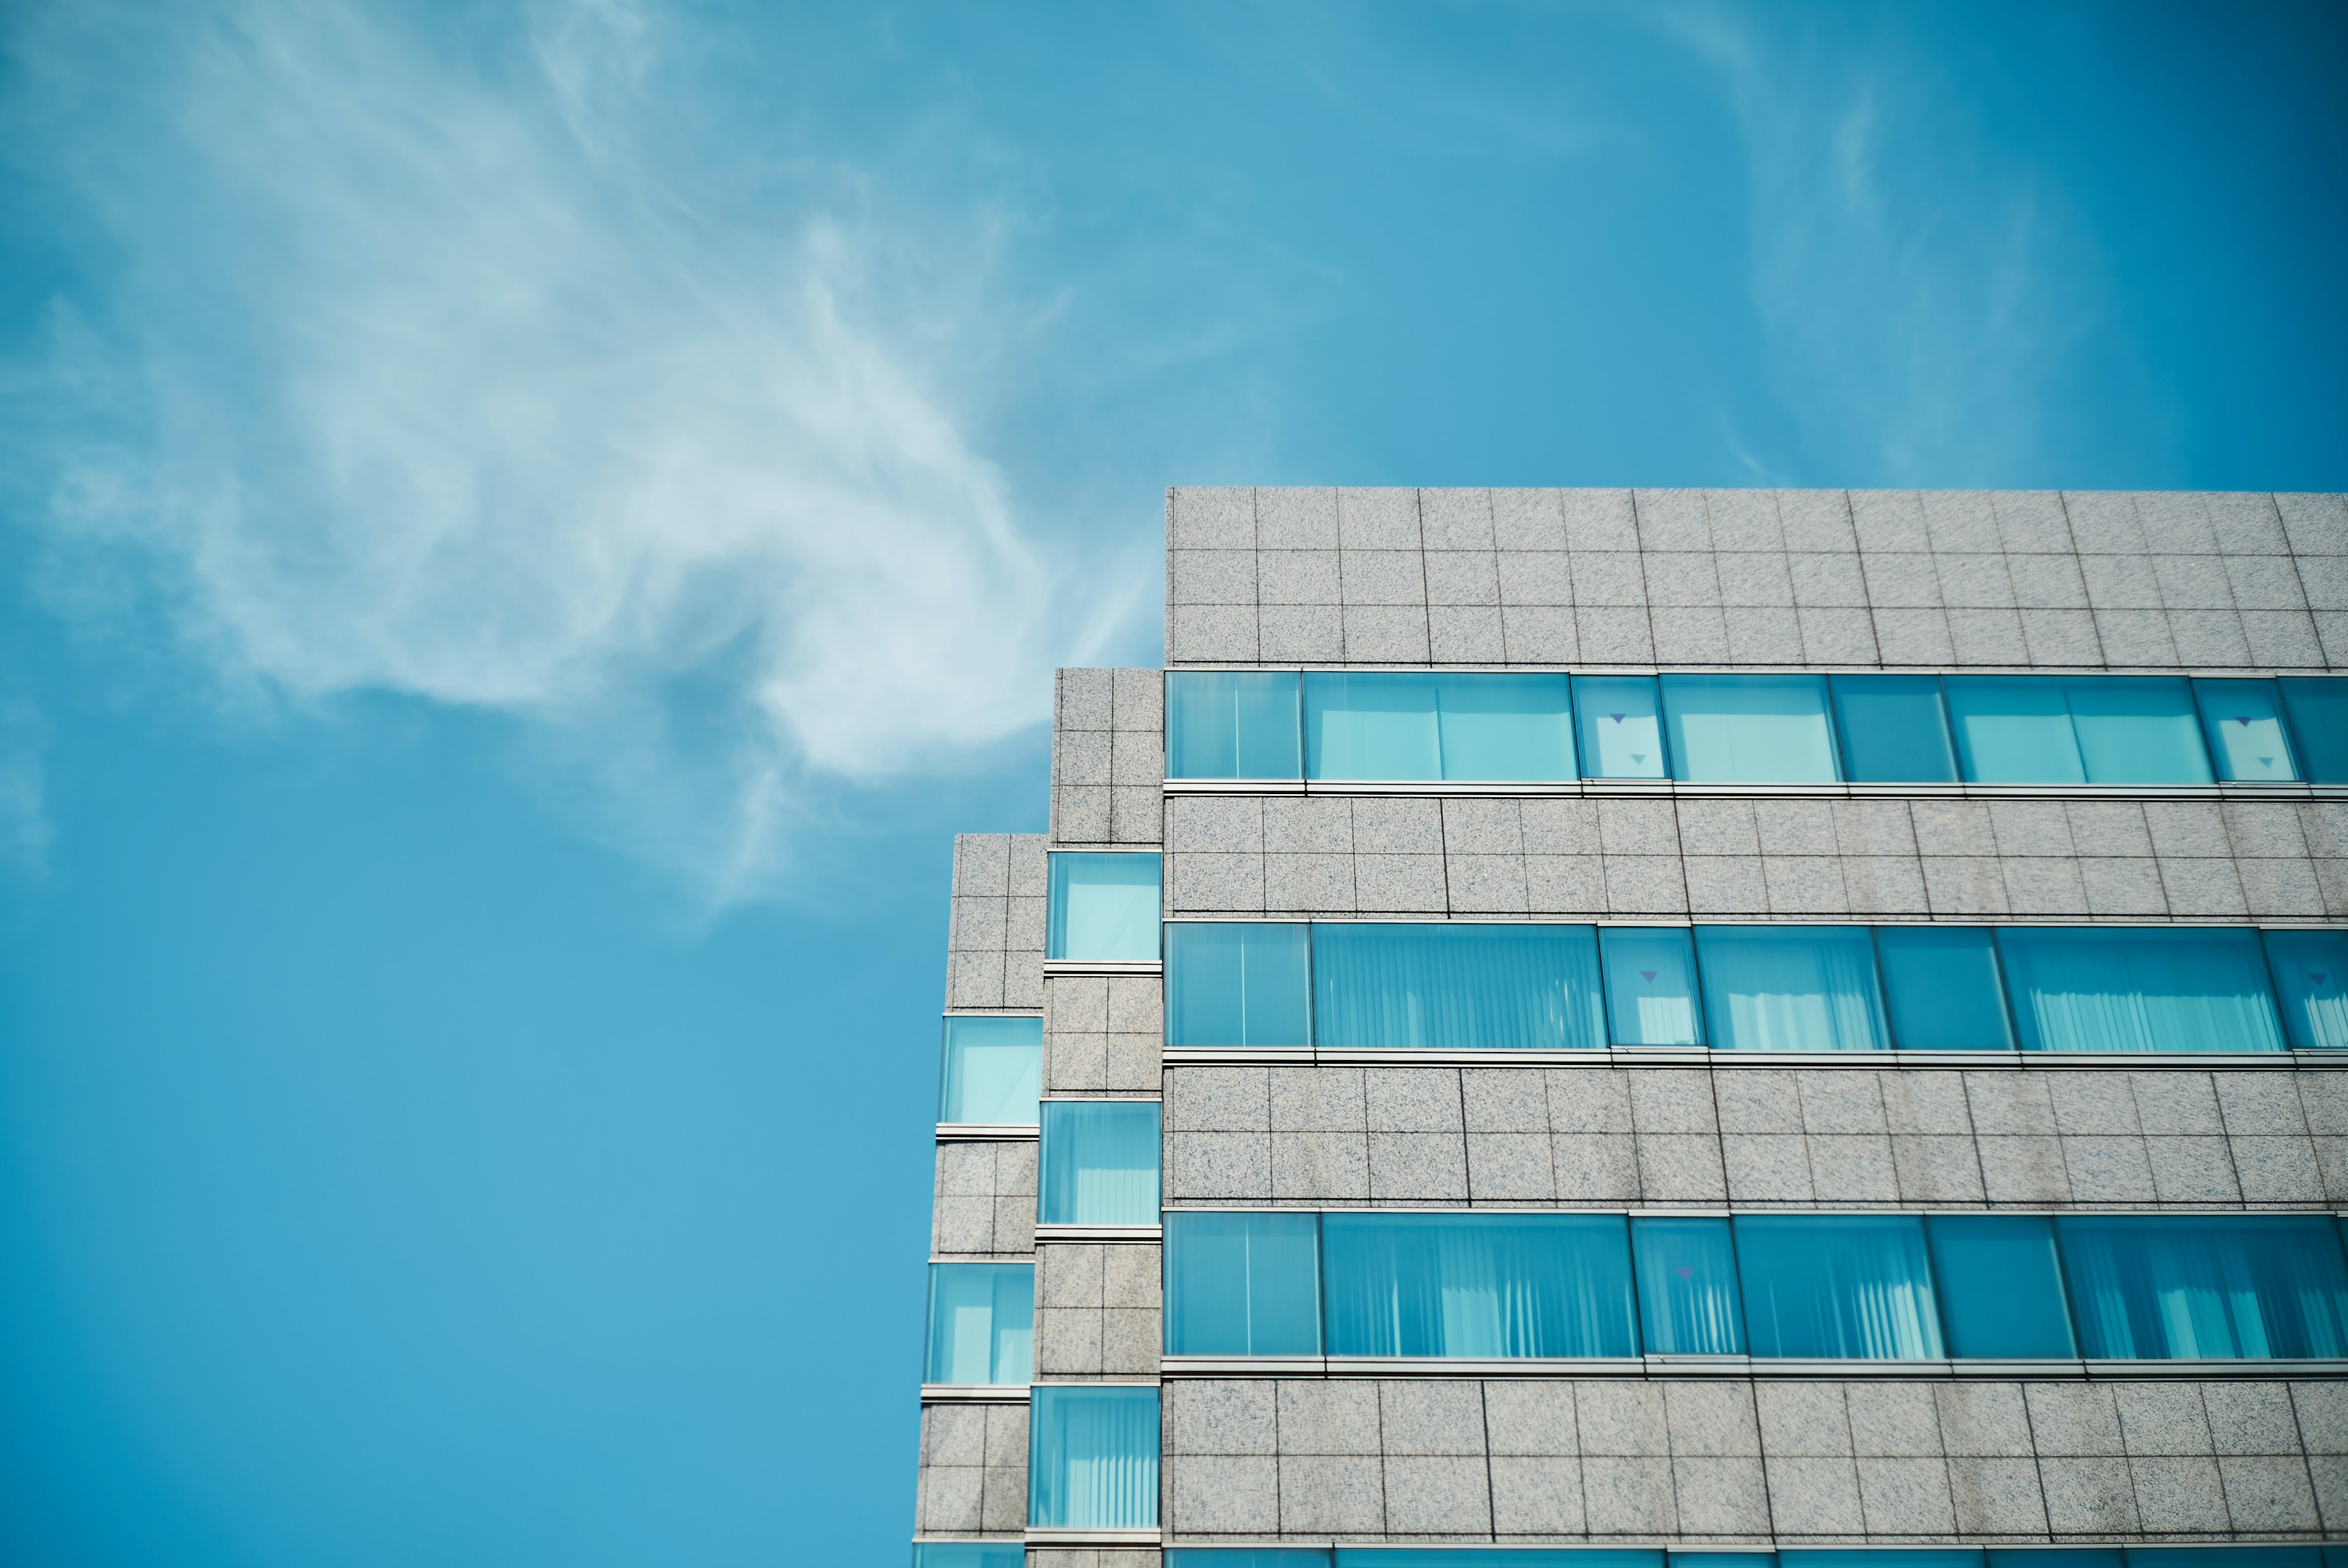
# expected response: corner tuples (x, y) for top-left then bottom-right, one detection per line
(1695, 926), (1889, 1051)
(2194, 677), (2299, 782)
(1996, 927), (2286, 1053)
(1947, 676), (2212, 784)
(1574, 675), (1667, 779)
(1046, 853), (1161, 962)
(1165, 671), (1302, 779)
(2057, 1214), (2348, 1360)
(1304, 672), (1575, 781)
(1924, 1215), (2074, 1359)
(1830, 675), (1959, 784)
(1164, 1211), (1321, 1355)
(1028, 1385), (1157, 1528)
(912, 1547), (1025, 1568)
(1946, 675), (2086, 784)
(2262, 927), (2348, 1048)
(1600, 926), (1704, 1047)
(1312, 922), (1606, 1050)
(938, 1016), (1042, 1123)
(1735, 1215), (1944, 1359)
(1661, 674), (1839, 783)
(1153, 1552), (2343, 1568)
(2281, 677), (2348, 783)
(1631, 1216), (1744, 1354)
(1165, 922), (1310, 1047)
(1322, 1213), (1637, 1358)
(925, 1263), (1034, 1384)
(1875, 927), (2014, 1051)
(1038, 1102), (1160, 1225)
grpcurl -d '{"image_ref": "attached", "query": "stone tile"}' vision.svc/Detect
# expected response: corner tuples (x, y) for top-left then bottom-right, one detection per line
(1845, 1383), (1944, 1457)
(2132, 1456), (2231, 1533)
(1379, 1380), (1488, 1455)
(1167, 1380), (1277, 1457)
(1947, 1456), (2050, 1534)
(1165, 1067), (1269, 1132)
(1763, 1456), (1864, 1535)
(1645, 551), (1724, 607)
(1552, 1132), (1641, 1201)
(1677, 800), (1763, 861)
(2002, 856), (2089, 915)
(1168, 486), (1255, 549)
(2202, 1382), (2302, 1454)
(1169, 548), (1256, 606)
(1936, 1383), (2034, 1457)
(1851, 491), (1930, 552)
(1844, 856), (1930, 915)
(1271, 1130), (1370, 1201)
(2081, 857), (2168, 915)
(1891, 1135), (1985, 1203)
(1548, 1069), (1635, 1132)
(2059, 1136), (2154, 1201)
(1420, 489), (1497, 550)
(2040, 1456), (2141, 1533)
(1166, 1131), (1271, 1200)
(1365, 1067), (1463, 1131)
(2145, 1135), (2242, 1202)
(2083, 553), (2162, 608)
(1648, 606), (1730, 663)
(1966, 1072), (2059, 1134)
(1799, 1072), (1888, 1134)
(1636, 1135), (1726, 1201)
(1724, 1135), (1814, 1202)
(1782, 490), (1860, 550)
(1338, 487), (1422, 549)
(1577, 606), (1656, 661)
(1715, 1070), (1804, 1133)
(1802, 607), (1882, 664)
(1880, 1072), (1973, 1135)
(1756, 1382), (1851, 1456)
(1525, 855), (1608, 913)
(2217, 1454), (2320, 1529)
(1939, 553), (2017, 608)
(2114, 1383), (2213, 1457)
(1722, 606), (1805, 661)
(1857, 1456), (1956, 1534)
(1367, 1133), (1469, 1201)
(1685, 856), (1768, 913)
(1342, 604), (1431, 663)
(1485, 1379), (1579, 1455)
(1578, 1380), (1670, 1455)
(1490, 1457), (1586, 1534)
(2232, 1136), (2324, 1203)
(1278, 1454), (1384, 1534)
(1603, 855), (1689, 913)
(1866, 552), (1944, 608)
(1628, 1070), (1718, 1133)
(2276, 491), (2348, 552)
(2047, 1072), (2138, 1135)
(2094, 608), (2181, 664)
(1560, 488), (1639, 550)
(1636, 488), (1713, 551)
(1581, 1455), (1679, 1534)
(1276, 1379), (1382, 1454)
(2021, 608), (2106, 664)
(1923, 856), (2009, 914)
(2029, 1383), (2124, 1455)
(2243, 609), (2326, 667)
(2292, 1382), (2348, 1455)
(1425, 550), (1501, 606)
(1255, 604), (1340, 661)
(1718, 551), (1795, 606)
(1173, 1454), (1279, 1533)
(2171, 609), (2253, 665)
(1664, 1381), (1762, 1457)
(1977, 1135), (2070, 1202)
(1468, 1132), (1556, 1200)
(1497, 551), (1576, 606)
(1570, 551), (1648, 606)
(1262, 853), (1353, 913)
(1806, 1136), (1899, 1202)
(1674, 1456), (1772, 1534)
(1497, 603), (1577, 663)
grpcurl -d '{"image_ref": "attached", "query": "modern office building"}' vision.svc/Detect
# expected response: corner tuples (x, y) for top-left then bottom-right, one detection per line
(912, 488), (2348, 1568)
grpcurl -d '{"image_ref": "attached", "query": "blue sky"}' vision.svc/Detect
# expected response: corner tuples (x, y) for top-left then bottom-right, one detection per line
(0, 1), (2342, 1563)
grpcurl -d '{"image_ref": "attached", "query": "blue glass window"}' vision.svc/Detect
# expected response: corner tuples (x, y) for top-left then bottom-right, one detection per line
(1163, 1211), (1321, 1355)
(1166, 671), (1301, 779)
(1672, 1556), (1777, 1568)
(1028, 1385), (1157, 1528)
(2057, 1214), (2348, 1360)
(1735, 1215), (1944, 1359)
(1337, 1556), (1659, 1568)
(912, 1546), (1027, 1568)
(1695, 926), (1889, 1051)
(1323, 1213), (1637, 1358)
(1433, 673), (1577, 780)
(1987, 1553), (2121, 1568)
(939, 1017), (1042, 1123)
(2262, 928), (2348, 1048)
(1946, 675), (2084, 783)
(1168, 1552), (1334, 1568)
(1038, 1102), (1160, 1225)
(1924, 1216), (2075, 1359)
(1165, 923), (1310, 1047)
(1633, 1216), (1744, 1354)
(1662, 674), (1839, 783)
(1601, 927), (1704, 1047)
(2194, 678), (2299, 782)
(1996, 927), (2286, 1053)
(925, 1263), (1034, 1384)
(1303, 672), (1575, 781)
(2281, 677), (2348, 783)
(1784, 1556), (1982, 1568)
(1305, 672), (1440, 779)
(1875, 927), (2014, 1051)
(1574, 675), (1667, 779)
(1947, 676), (2212, 784)
(1047, 853), (1161, 962)
(1830, 675), (1959, 783)
(2128, 1553), (2331, 1568)
(1312, 922), (1606, 1049)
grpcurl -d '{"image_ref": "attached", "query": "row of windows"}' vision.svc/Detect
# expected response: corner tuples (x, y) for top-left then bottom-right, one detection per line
(1170, 920), (2348, 1053)
(921, 1547), (2348, 1568)
(1166, 1210), (2348, 1364)
(1168, 671), (2348, 786)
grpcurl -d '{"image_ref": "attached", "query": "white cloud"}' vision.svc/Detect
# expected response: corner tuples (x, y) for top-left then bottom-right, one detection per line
(6, 0), (1084, 899)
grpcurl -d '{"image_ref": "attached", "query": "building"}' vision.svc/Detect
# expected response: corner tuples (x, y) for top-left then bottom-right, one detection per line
(911, 488), (2348, 1568)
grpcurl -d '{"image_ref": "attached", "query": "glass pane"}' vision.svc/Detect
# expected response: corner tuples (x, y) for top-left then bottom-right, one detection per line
(1166, 671), (1302, 779)
(913, 1546), (1028, 1568)
(2058, 1215), (2348, 1359)
(1323, 1213), (1637, 1358)
(2280, 677), (2348, 783)
(2262, 929), (2348, 1048)
(2128, 1551), (2328, 1568)
(1947, 676), (2087, 784)
(1434, 673), (1576, 781)
(1574, 675), (1667, 779)
(1338, 1556), (1659, 1568)
(1996, 927), (2286, 1053)
(1672, 1556), (1776, 1568)
(1735, 1214), (1944, 1359)
(939, 1016), (1043, 1122)
(1028, 1385), (1158, 1528)
(1312, 922), (1606, 1049)
(2066, 676), (2213, 784)
(1662, 674), (1839, 783)
(1304, 672), (1441, 779)
(1784, 1555), (1982, 1568)
(1164, 1211), (1321, 1355)
(1047, 853), (1162, 962)
(1831, 674), (1959, 783)
(2194, 678), (2298, 782)
(1694, 926), (1889, 1051)
(1165, 924), (1310, 1048)
(1169, 1552), (1334, 1568)
(1876, 928), (2014, 1051)
(1924, 1216), (2075, 1359)
(1989, 1553), (2122, 1568)
(1633, 1216), (1744, 1354)
(1038, 1102), (1161, 1225)
(926, 1263), (1035, 1384)
(1601, 927), (1704, 1047)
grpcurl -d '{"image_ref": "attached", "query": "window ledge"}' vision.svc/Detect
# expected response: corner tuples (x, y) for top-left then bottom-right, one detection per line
(1024, 1528), (1162, 1548)
(1035, 1223), (1162, 1244)
(1159, 1355), (2348, 1380)
(1041, 959), (1163, 977)
(920, 1383), (1031, 1404)
(1162, 778), (2348, 801)
(936, 1122), (1040, 1143)
(1162, 1045), (2343, 1071)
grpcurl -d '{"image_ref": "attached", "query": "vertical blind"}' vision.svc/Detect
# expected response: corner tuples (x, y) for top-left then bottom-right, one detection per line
(1695, 926), (1888, 1051)
(1321, 1213), (1638, 1358)
(1164, 923), (1311, 1047)
(1027, 1385), (1157, 1528)
(1163, 1211), (1321, 1355)
(1661, 674), (1840, 783)
(1996, 927), (2286, 1053)
(1165, 671), (1302, 779)
(2058, 1215), (2348, 1360)
(1598, 927), (1704, 1047)
(925, 1263), (1035, 1384)
(1630, 1216), (1744, 1355)
(1713, 1215), (1942, 1359)
(1038, 1102), (1161, 1225)
(1312, 922), (1606, 1049)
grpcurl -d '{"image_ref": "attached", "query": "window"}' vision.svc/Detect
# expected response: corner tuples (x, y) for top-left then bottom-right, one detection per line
(925, 1264), (1034, 1384)
(912, 1547), (1026, 1568)
(1165, 924), (1310, 1047)
(1996, 927), (2286, 1053)
(1312, 922), (1606, 1049)
(1830, 675), (1959, 784)
(1632, 1216), (1743, 1354)
(1028, 1385), (1157, 1528)
(1573, 675), (1667, 779)
(1165, 1552), (1337, 1568)
(2262, 927), (2348, 1048)
(1601, 927), (1703, 1047)
(1735, 1215), (1944, 1359)
(1165, 671), (1301, 779)
(1047, 853), (1161, 962)
(2193, 678), (2299, 782)
(1662, 674), (1839, 783)
(1875, 927), (2014, 1051)
(1323, 1212), (1637, 1358)
(1947, 676), (2212, 784)
(1038, 1102), (1160, 1225)
(1695, 926), (1889, 1052)
(2057, 1214), (2348, 1360)
(938, 1017), (1042, 1123)
(1163, 1212), (1321, 1355)
(2281, 677), (2348, 783)
(1304, 672), (1575, 781)
(1924, 1215), (2074, 1358)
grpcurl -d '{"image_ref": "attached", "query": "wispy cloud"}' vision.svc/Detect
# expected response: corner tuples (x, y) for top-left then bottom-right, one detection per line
(0, 696), (49, 879)
(4, 0), (1088, 900)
